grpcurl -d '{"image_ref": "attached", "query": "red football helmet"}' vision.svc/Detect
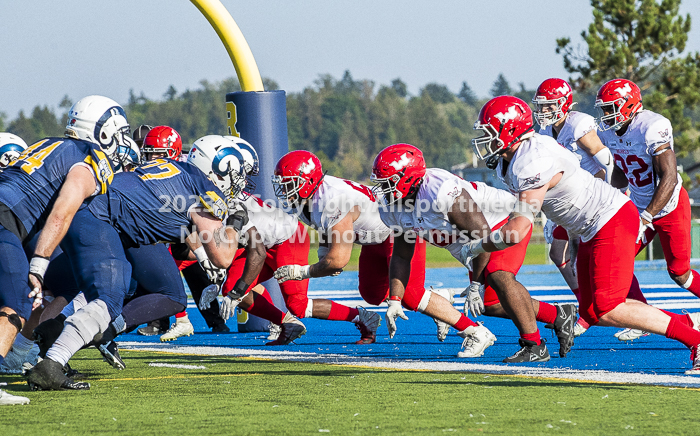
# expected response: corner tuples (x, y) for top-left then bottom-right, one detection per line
(595, 79), (643, 131)
(272, 150), (324, 207)
(370, 144), (426, 205)
(473, 96), (534, 169)
(532, 78), (574, 127)
(142, 126), (182, 160)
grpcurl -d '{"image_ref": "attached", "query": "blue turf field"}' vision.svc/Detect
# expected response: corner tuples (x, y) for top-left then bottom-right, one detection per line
(121, 260), (700, 379)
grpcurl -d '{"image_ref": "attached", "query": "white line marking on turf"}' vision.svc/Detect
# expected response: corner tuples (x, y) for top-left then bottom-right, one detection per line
(120, 343), (700, 388)
(148, 362), (206, 370)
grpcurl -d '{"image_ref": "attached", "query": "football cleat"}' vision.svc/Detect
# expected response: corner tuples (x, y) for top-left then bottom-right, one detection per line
(160, 317), (194, 342)
(685, 346), (700, 375)
(457, 322), (496, 358)
(137, 318), (168, 336)
(355, 307), (381, 344)
(503, 338), (551, 363)
(685, 312), (700, 331)
(265, 312), (306, 346)
(573, 321), (588, 338)
(211, 323), (230, 333)
(432, 288), (455, 342)
(26, 359), (90, 391)
(267, 323), (282, 341)
(98, 341), (125, 370)
(552, 304), (577, 357)
(614, 328), (650, 341)
(0, 389), (29, 406)
(0, 344), (39, 375)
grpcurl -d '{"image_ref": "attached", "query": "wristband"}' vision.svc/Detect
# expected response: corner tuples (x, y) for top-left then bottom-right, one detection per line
(29, 256), (51, 285)
(389, 295), (402, 302)
(640, 210), (654, 223)
(231, 279), (249, 299)
(193, 246), (207, 263)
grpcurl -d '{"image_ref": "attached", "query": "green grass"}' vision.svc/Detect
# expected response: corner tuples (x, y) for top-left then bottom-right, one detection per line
(2, 349), (699, 435)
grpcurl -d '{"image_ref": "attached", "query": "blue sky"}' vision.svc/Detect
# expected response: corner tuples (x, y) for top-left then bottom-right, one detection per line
(2, 1), (700, 118)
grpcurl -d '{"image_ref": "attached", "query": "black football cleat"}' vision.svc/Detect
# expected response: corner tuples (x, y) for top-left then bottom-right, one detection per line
(26, 359), (90, 391)
(503, 338), (551, 363)
(98, 341), (126, 370)
(551, 304), (577, 357)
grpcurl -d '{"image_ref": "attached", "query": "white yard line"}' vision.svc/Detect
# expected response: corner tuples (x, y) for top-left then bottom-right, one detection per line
(120, 342), (700, 388)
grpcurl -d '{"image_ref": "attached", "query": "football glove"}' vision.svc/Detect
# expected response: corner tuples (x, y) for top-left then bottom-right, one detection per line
(458, 240), (485, 271)
(198, 284), (220, 310)
(220, 294), (243, 321)
(460, 281), (485, 318)
(385, 299), (408, 339)
(637, 211), (655, 245)
(274, 265), (311, 283)
(543, 220), (555, 245)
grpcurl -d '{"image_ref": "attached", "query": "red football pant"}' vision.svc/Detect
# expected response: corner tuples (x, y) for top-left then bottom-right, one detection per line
(358, 236), (427, 311)
(222, 222), (312, 319)
(577, 201), (638, 325)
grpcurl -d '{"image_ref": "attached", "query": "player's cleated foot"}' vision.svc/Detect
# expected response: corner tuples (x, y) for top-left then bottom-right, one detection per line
(355, 307), (381, 344)
(266, 312), (306, 346)
(686, 312), (700, 331)
(32, 315), (66, 358)
(685, 347), (700, 375)
(503, 338), (551, 363)
(457, 322), (496, 358)
(267, 323), (282, 341)
(137, 318), (168, 336)
(573, 321), (588, 338)
(552, 303), (577, 357)
(26, 359), (90, 391)
(211, 323), (230, 333)
(98, 341), (125, 370)
(0, 389), (29, 405)
(160, 317), (194, 342)
(432, 288), (455, 342)
(615, 328), (650, 341)
(62, 363), (87, 380)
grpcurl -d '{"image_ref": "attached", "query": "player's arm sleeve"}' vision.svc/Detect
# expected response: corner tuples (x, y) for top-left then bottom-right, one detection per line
(514, 155), (556, 192)
(572, 114), (597, 142)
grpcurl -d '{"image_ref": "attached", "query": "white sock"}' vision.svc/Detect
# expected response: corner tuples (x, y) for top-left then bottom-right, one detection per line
(60, 293), (88, 318)
(45, 325), (86, 366)
(176, 314), (189, 324)
(683, 272), (694, 289)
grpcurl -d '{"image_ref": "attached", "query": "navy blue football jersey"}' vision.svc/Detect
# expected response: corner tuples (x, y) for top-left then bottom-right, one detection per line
(87, 159), (228, 245)
(0, 137), (115, 238)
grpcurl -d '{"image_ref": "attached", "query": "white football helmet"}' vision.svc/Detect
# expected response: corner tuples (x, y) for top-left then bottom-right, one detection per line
(64, 95), (131, 160)
(0, 133), (28, 168)
(224, 135), (259, 193)
(113, 136), (142, 172)
(188, 135), (247, 204)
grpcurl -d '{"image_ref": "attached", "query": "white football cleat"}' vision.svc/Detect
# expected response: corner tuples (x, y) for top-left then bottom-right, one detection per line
(573, 321), (588, 338)
(686, 312), (700, 331)
(457, 322), (496, 358)
(266, 312), (306, 346)
(686, 347), (700, 375)
(615, 328), (650, 341)
(160, 316), (194, 342)
(267, 323), (282, 341)
(0, 389), (29, 405)
(431, 288), (455, 342)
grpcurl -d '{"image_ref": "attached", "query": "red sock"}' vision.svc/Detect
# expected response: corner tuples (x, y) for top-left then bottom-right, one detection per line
(246, 292), (286, 325)
(665, 317), (700, 349)
(627, 275), (647, 304)
(328, 302), (359, 322)
(259, 288), (274, 304)
(683, 270), (700, 298)
(536, 302), (558, 324)
(521, 331), (542, 345)
(454, 315), (478, 332)
(660, 310), (693, 327)
(175, 311), (187, 318)
(577, 317), (591, 329)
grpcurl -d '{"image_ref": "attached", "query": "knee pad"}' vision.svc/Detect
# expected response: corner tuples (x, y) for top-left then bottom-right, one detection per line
(65, 299), (110, 344)
(0, 311), (22, 333)
(60, 292), (88, 318)
(304, 299), (314, 319)
(416, 290), (432, 313)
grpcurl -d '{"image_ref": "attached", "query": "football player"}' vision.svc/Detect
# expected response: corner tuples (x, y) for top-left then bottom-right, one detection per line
(595, 78), (700, 341)
(371, 144), (576, 361)
(272, 150), (460, 345)
(0, 133), (28, 169)
(0, 96), (130, 392)
(464, 95), (700, 373)
(533, 78), (618, 337)
(26, 135), (247, 390)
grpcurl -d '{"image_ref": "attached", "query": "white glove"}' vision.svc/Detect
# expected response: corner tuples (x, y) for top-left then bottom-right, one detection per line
(543, 220), (555, 245)
(219, 294), (243, 321)
(193, 247), (227, 286)
(460, 281), (485, 318)
(199, 284), (220, 310)
(637, 211), (655, 244)
(459, 240), (485, 271)
(274, 265), (311, 283)
(385, 299), (408, 339)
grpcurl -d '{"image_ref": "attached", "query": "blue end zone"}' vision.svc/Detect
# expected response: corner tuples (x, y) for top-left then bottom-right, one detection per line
(120, 261), (700, 380)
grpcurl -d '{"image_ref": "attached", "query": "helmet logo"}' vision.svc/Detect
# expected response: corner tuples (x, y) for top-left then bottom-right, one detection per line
(389, 153), (410, 170)
(615, 83), (632, 96)
(494, 106), (519, 123)
(300, 158), (316, 174)
(166, 130), (178, 146)
(554, 84), (570, 94)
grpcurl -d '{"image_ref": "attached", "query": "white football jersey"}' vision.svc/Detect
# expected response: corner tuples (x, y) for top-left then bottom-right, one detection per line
(378, 168), (515, 260)
(497, 133), (630, 242)
(239, 194), (298, 249)
(598, 110), (681, 218)
(539, 111), (603, 176)
(298, 175), (391, 245)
